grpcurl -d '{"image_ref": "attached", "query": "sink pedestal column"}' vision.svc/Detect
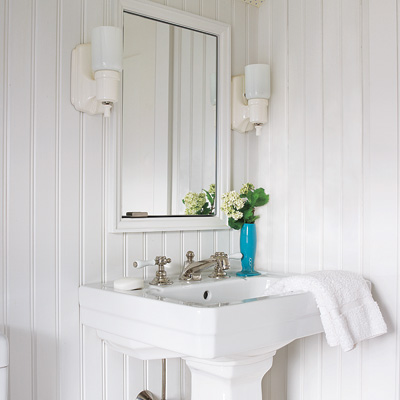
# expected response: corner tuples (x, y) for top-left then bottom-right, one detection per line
(184, 351), (276, 400)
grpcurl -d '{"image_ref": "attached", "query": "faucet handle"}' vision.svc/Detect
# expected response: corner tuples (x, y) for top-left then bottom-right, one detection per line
(133, 259), (156, 269)
(208, 252), (230, 279)
(133, 256), (173, 286)
(155, 256), (171, 267)
(151, 256), (173, 286)
(185, 251), (195, 263)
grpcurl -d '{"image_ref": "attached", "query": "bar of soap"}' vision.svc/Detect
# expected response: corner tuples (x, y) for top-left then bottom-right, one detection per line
(113, 277), (144, 291)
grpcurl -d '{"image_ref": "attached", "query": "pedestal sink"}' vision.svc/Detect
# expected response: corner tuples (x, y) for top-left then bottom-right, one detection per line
(79, 271), (323, 400)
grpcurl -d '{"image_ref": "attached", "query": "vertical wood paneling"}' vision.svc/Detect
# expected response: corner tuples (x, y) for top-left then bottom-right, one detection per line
(125, 233), (146, 398)
(184, 0), (200, 14)
(81, 0), (104, 286)
(105, 345), (124, 400)
(362, 0), (398, 399)
(166, 0), (183, 10)
(82, 326), (103, 400)
(126, 354), (145, 400)
(301, 1), (324, 397)
(287, 0), (305, 276)
(0, 0), (7, 336)
(254, 0), (271, 272)
(4, 0), (400, 398)
(199, 231), (215, 260)
(268, 0), (289, 273)
(320, 1), (343, 397)
(397, 2), (400, 398)
(126, 233), (145, 278)
(340, 1), (364, 398)
(145, 232), (170, 395)
(201, 0), (217, 19)
(58, 0), (82, 396)
(125, 236), (146, 398)
(7, 0), (34, 398)
(164, 231), (182, 275)
(258, 0), (400, 399)
(217, 0), (233, 24)
(246, 5), (260, 185)
(2, 1), (248, 400)
(34, 0), (58, 396)
(303, 0), (323, 275)
(81, 0), (106, 399)
(3, 0), (400, 398)
(17, 0), (400, 399)
(231, 0), (248, 188)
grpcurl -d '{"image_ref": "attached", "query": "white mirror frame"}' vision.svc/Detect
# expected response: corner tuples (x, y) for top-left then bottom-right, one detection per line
(108, 0), (231, 232)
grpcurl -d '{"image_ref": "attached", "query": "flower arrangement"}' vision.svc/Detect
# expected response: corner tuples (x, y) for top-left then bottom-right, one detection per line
(183, 184), (216, 215)
(221, 183), (269, 230)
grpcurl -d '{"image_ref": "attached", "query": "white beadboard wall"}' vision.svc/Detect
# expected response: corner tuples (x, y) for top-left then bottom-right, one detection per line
(255, 0), (400, 399)
(0, 0), (256, 399)
(3, 0), (399, 398)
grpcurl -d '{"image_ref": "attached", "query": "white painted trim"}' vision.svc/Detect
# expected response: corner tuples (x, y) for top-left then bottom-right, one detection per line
(108, 0), (231, 232)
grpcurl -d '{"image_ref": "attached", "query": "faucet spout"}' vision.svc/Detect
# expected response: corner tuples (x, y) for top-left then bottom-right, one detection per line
(179, 252), (230, 281)
(179, 258), (217, 280)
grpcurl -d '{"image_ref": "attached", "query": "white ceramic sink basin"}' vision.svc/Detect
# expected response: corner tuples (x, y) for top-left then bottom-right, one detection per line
(146, 273), (277, 305)
(79, 271), (322, 360)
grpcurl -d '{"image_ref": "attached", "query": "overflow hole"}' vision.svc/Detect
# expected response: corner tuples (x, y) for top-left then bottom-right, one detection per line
(203, 290), (210, 300)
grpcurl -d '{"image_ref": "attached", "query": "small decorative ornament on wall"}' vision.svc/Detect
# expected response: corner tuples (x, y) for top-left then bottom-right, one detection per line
(241, 0), (266, 7)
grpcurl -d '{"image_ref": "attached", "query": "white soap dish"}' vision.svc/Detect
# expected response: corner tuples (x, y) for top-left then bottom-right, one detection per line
(114, 277), (144, 291)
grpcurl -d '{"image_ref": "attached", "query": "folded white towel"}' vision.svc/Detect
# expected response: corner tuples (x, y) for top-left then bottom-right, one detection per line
(265, 270), (387, 351)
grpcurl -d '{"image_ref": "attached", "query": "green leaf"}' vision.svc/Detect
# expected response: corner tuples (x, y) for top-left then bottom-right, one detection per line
(228, 218), (244, 230)
(203, 189), (214, 206)
(245, 190), (255, 207)
(253, 188), (269, 207)
(182, 199), (185, 204)
(243, 207), (254, 221)
(203, 207), (212, 215)
(241, 202), (252, 211)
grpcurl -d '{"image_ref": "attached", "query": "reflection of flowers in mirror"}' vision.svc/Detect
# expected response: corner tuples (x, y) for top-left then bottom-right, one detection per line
(183, 184), (216, 215)
(221, 183), (269, 230)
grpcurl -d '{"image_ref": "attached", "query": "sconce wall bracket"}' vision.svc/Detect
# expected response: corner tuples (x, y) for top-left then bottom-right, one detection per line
(231, 75), (254, 134)
(71, 44), (109, 116)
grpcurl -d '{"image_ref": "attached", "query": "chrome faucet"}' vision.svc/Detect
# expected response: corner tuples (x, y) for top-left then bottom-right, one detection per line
(179, 251), (230, 282)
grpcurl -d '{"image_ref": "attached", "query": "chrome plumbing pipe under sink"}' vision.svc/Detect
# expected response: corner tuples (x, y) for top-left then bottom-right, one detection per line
(136, 390), (156, 400)
(135, 359), (166, 400)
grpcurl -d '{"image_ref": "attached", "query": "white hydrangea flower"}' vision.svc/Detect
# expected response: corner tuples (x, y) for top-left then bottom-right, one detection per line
(240, 182), (255, 195)
(231, 210), (243, 220)
(220, 191), (244, 219)
(208, 184), (216, 195)
(184, 192), (206, 215)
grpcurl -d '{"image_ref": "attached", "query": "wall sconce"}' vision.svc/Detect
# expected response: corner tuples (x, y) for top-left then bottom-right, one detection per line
(231, 64), (270, 136)
(71, 26), (123, 118)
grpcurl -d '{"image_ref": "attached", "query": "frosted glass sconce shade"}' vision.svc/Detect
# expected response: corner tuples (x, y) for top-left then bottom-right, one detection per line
(245, 64), (270, 100)
(91, 26), (123, 72)
(231, 63), (271, 136)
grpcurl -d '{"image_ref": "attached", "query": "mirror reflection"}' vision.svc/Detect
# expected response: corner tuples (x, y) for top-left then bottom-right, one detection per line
(121, 12), (218, 217)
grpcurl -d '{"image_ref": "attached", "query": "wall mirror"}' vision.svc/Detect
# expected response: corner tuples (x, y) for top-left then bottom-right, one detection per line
(109, 0), (231, 232)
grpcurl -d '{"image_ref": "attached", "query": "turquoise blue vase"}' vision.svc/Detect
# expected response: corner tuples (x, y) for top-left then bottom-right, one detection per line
(237, 223), (260, 277)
